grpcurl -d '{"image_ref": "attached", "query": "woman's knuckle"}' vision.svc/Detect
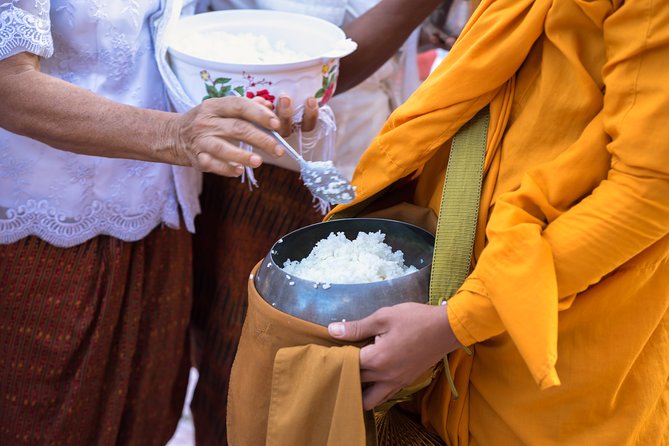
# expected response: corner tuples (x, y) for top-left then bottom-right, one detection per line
(230, 118), (248, 137)
(200, 99), (216, 114)
(231, 98), (246, 115)
(197, 156), (212, 172)
(200, 163), (213, 174)
(191, 120), (207, 134)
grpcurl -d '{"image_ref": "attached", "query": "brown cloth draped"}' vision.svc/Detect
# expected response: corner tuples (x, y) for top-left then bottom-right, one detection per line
(191, 165), (322, 445)
(0, 225), (192, 445)
(227, 263), (366, 446)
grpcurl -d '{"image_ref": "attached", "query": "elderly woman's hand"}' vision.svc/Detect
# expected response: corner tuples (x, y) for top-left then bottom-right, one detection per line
(0, 52), (317, 178)
(328, 302), (462, 410)
(170, 95), (287, 177)
(170, 94), (320, 177)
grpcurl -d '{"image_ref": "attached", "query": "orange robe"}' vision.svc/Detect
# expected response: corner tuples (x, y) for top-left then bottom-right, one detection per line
(330, 0), (669, 443)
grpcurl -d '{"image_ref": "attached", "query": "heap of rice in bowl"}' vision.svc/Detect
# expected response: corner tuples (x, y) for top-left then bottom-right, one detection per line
(282, 231), (418, 284)
(178, 30), (308, 64)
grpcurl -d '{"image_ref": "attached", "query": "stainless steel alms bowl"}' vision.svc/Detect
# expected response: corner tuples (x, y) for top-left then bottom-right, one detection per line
(254, 218), (435, 326)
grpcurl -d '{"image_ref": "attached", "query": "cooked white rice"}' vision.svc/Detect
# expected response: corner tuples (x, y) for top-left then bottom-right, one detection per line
(282, 231), (418, 284)
(180, 30), (308, 64)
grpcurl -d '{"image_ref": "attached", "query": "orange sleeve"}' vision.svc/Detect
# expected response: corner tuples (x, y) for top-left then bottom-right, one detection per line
(447, 0), (669, 388)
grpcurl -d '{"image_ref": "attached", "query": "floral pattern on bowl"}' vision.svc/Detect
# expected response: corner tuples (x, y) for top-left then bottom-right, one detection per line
(199, 59), (338, 107)
(315, 62), (338, 105)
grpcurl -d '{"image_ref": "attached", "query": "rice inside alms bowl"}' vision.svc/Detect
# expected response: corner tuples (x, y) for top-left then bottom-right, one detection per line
(254, 218), (433, 325)
(282, 231), (418, 284)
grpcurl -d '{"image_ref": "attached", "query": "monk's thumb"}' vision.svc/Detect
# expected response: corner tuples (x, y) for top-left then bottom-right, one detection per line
(328, 319), (372, 342)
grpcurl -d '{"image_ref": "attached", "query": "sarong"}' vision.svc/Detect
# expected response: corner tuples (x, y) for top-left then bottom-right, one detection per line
(0, 225), (192, 445)
(191, 165), (322, 445)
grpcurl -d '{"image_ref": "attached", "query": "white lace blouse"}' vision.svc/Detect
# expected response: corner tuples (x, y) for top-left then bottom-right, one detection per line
(0, 0), (201, 247)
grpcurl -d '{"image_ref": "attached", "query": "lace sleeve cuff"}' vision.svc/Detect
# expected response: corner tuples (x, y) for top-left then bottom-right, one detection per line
(0, 5), (53, 60)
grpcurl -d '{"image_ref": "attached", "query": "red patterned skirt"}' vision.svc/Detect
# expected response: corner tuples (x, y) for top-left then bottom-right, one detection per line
(0, 225), (192, 445)
(191, 165), (323, 445)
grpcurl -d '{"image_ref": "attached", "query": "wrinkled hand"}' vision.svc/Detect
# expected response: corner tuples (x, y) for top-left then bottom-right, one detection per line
(275, 96), (319, 137)
(171, 95), (284, 177)
(328, 302), (461, 411)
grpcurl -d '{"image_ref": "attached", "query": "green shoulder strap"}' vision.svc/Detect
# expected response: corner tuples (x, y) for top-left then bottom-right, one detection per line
(332, 107), (490, 402)
(429, 107), (489, 304)
(430, 107), (489, 400)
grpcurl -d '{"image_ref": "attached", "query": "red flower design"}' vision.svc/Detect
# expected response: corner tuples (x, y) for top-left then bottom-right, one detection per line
(245, 89), (276, 107)
(255, 89), (275, 103)
(321, 84), (335, 105)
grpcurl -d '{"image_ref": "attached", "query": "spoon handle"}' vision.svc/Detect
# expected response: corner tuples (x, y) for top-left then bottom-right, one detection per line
(257, 125), (305, 165)
(227, 88), (306, 164)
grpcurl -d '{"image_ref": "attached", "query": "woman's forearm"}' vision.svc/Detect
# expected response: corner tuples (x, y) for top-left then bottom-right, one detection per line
(0, 52), (284, 176)
(337, 0), (443, 94)
(0, 53), (183, 165)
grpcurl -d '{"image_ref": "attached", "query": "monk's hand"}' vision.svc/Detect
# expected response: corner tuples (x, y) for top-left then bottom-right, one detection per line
(168, 95), (285, 177)
(276, 95), (320, 137)
(328, 302), (462, 411)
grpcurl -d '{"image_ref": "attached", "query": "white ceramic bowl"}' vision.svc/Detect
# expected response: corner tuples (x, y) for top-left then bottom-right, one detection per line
(167, 9), (357, 108)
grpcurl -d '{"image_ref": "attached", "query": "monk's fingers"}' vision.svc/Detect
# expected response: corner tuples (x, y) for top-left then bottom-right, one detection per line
(362, 383), (400, 411)
(358, 341), (406, 384)
(360, 368), (385, 383)
(328, 309), (387, 343)
(301, 97), (319, 132)
(276, 96), (294, 137)
(203, 96), (280, 131)
(358, 342), (386, 376)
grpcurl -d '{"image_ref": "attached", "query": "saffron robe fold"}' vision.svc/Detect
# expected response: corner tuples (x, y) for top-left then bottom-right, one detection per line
(330, 0), (669, 443)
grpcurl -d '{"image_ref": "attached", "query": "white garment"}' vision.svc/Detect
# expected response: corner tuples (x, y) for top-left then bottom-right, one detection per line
(201, 0), (421, 179)
(0, 0), (201, 247)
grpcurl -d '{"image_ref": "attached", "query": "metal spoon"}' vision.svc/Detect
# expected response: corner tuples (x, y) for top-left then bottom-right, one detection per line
(262, 127), (356, 204)
(227, 89), (356, 204)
